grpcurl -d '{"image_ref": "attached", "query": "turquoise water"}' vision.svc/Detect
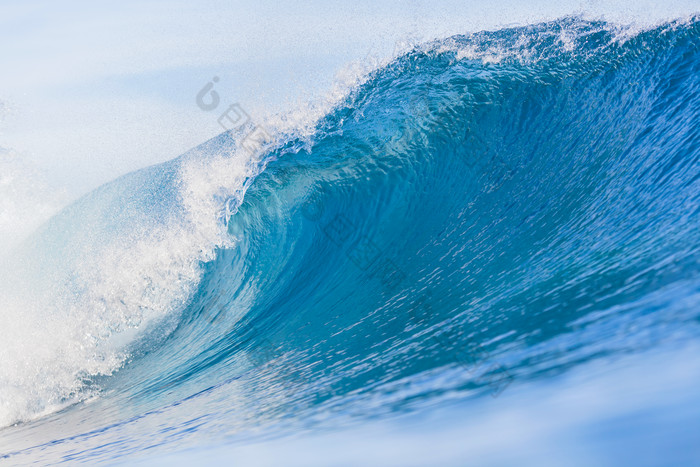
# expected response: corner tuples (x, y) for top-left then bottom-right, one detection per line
(1, 18), (699, 465)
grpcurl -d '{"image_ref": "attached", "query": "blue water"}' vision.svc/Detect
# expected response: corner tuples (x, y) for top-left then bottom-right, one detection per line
(1, 18), (699, 465)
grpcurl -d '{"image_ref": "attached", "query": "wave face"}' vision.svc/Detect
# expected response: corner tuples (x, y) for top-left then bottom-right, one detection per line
(1, 18), (700, 465)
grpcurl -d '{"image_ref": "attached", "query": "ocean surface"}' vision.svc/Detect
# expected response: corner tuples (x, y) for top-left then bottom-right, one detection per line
(1, 17), (699, 465)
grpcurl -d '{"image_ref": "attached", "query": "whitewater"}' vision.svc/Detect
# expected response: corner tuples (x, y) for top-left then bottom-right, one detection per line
(1, 14), (699, 466)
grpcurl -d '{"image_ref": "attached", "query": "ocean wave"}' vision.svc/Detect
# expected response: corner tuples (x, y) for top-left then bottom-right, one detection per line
(1, 17), (699, 464)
